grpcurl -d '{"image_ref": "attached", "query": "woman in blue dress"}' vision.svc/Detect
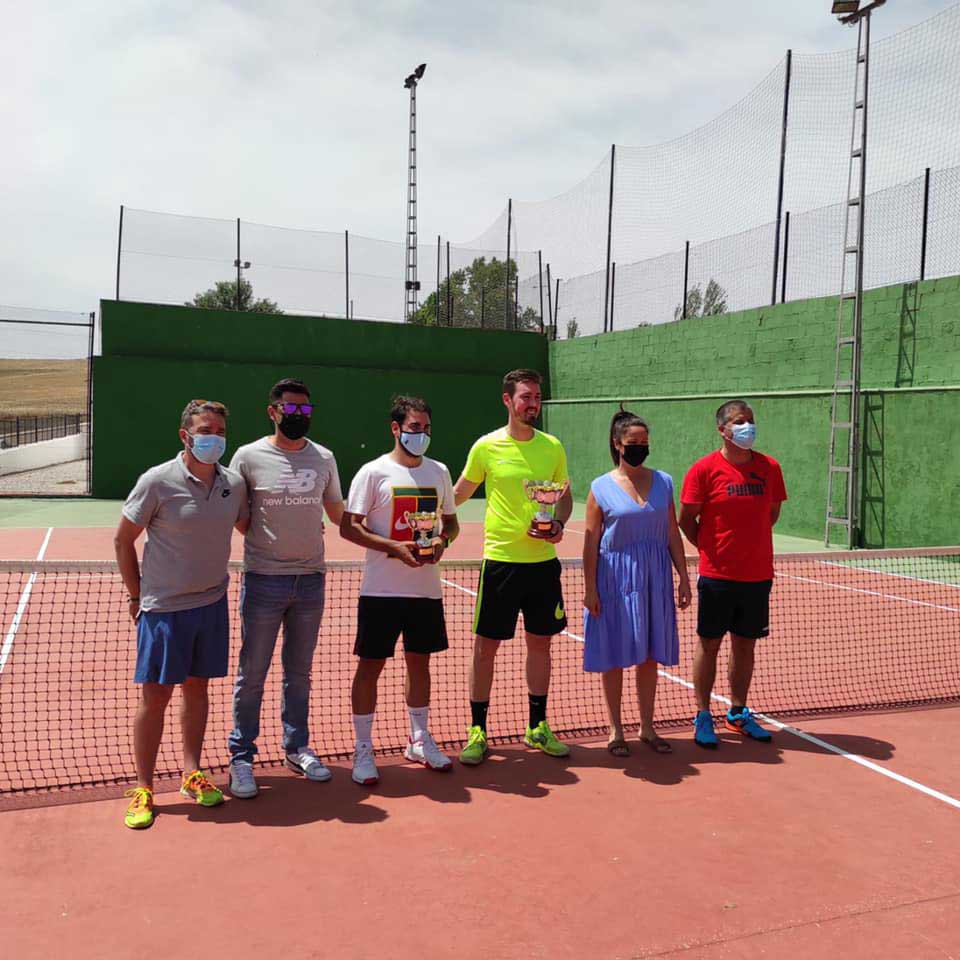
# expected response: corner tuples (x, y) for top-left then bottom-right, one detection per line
(582, 406), (691, 756)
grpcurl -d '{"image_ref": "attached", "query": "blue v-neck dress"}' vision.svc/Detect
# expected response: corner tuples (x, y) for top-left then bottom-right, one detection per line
(583, 470), (680, 672)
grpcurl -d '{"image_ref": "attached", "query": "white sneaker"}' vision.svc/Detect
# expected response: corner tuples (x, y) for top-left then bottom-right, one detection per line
(229, 760), (258, 799)
(285, 746), (332, 782)
(405, 731), (453, 771)
(352, 741), (379, 785)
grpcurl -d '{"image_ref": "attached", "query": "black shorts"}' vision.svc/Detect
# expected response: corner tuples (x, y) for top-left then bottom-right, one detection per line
(697, 576), (773, 641)
(474, 558), (568, 641)
(354, 597), (448, 659)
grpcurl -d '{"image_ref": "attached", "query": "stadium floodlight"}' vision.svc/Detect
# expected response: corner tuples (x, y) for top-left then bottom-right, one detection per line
(833, 0), (886, 24)
(233, 259), (251, 270)
(403, 63), (426, 89)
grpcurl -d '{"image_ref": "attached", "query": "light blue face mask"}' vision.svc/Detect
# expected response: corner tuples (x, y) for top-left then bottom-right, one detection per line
(730, 422), (757, 450)
(189, 433), (226, 464)
(400, 431), (431, 457)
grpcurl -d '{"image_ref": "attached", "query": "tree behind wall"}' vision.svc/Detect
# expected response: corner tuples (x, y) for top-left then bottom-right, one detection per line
(674, 279), (728, 321)
(188, 279), (283, 314)
(409, 256), (540, 330)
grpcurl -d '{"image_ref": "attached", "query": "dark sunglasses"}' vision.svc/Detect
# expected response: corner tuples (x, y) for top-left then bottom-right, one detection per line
(275, 402), (313, 416)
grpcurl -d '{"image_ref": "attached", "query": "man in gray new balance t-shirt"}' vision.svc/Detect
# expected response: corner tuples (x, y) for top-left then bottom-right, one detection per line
(227, 377), (344, 798)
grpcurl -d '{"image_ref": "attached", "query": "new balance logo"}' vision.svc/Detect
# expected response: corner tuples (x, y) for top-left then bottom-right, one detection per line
(270, 468), (318, 494)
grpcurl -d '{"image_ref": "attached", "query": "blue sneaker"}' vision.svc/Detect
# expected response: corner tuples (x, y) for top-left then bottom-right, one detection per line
(693, 711), (718, 749)
(725, 706), (772, 742)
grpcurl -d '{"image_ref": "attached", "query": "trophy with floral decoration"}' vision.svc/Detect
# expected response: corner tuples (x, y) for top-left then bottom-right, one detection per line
(523, 480), (567, 538)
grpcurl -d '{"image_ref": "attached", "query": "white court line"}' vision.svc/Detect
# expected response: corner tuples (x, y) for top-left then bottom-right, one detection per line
(817, 558), (960, 591)
(442, 575), (960, 810)
(0, 527), (54, 675)
(780, 572), (960, 615)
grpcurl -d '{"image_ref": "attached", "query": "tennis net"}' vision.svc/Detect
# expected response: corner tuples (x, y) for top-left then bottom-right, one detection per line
(1, 550), (958, 797)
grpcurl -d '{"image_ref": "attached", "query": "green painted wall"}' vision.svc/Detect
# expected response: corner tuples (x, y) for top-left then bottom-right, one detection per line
(93, 301), (548, 499)
(544, 277), (960, 547)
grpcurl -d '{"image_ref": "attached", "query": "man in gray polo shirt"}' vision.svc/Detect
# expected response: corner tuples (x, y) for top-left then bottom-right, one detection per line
(227, 377), (344, 798)
(115, 399), (248, 830)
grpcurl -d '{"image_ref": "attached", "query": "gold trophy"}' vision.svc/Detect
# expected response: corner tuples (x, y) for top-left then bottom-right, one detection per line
(404, 510), (439, 560)
(523, 480), (567, 538)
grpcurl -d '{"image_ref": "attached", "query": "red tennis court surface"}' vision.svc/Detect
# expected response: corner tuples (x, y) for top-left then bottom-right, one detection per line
(2, 709), (959, 959)
(0, 519), (595, 563)
(1, 522), (958, 958)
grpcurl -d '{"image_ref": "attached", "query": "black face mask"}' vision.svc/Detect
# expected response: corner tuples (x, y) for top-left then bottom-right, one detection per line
(621, 444), (649, 467)
(277, 414), (310, 441)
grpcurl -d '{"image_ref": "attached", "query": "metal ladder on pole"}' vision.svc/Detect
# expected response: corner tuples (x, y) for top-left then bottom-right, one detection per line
(825, 14), (871, 548)
(404, 83), (419, 322)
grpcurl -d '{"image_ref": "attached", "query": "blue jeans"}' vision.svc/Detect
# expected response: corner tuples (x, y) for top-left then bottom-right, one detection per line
(228, 572), (326, 762)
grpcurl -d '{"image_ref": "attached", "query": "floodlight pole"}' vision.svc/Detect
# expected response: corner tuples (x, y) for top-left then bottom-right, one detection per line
(404, 64), (426, 322)
(825, 0), (884, 548)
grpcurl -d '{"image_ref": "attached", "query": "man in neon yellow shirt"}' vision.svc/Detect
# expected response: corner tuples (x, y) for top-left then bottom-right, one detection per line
(453, 368), (573, 764)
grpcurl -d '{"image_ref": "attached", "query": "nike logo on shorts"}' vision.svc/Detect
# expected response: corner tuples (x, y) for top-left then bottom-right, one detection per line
(554, 603), (565, 620)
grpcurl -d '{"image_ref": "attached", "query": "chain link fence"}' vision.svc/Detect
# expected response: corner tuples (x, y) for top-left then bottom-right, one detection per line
(114, 5), (960, 340)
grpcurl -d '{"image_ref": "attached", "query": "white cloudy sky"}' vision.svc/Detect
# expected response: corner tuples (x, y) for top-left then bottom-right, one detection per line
(1, 0), (954, 317)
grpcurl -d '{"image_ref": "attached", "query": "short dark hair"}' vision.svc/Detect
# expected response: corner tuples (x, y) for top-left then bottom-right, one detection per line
(269, 378), (310, 403)
(609, 404), (649, 465)
(716, 399), (751, 426)
(180, 399), (228, 431)
(502, 369), (543, 397)
(390, 395), (432, 427)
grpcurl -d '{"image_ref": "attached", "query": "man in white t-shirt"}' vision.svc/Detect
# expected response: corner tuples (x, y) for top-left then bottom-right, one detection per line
(340, 395), (459, 785)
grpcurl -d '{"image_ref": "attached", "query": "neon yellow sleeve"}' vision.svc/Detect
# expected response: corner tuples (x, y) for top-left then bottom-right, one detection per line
(462, 438), (487, 484)
(553, 440), (569, 484)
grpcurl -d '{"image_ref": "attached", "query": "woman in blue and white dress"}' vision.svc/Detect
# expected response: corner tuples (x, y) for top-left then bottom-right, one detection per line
(582, 407), (691, 756)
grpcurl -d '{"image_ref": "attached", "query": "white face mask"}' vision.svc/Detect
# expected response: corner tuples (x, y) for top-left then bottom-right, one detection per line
(729, 422), (757, 450)
(400, 431), (430, 457)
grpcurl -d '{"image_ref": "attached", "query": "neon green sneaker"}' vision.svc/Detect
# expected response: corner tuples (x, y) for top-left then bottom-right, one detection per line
(124, 786), (155, 829)
(525, 721), (569, 757)
(458, 725), (489, 765)
(180, 770), (224, 807)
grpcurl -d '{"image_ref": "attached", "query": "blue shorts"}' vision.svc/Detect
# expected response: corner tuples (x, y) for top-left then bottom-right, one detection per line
(134, 594), (230, 685)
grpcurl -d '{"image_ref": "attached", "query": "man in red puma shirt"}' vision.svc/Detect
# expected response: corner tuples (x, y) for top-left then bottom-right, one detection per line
(678, 400), (786, 749)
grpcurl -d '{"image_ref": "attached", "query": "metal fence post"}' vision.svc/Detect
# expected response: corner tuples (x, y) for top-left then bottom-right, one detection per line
(553, 278), (560, 340)
(86, 311), (94, 494)
(345, 230), (350, 320)
(115, 205), (124, 301)
(538, 250), (545, 335)
(481, 286), (486, 328)
(610, 261), (616, 331)
(682, 241), (690, 319)
(504, 198), (512, 329)
(771, 49), (792, 306)
(446, 241), (451, 326)
(781, 211), (791, 304)
(920, 167), (931, 281)
(436, 235), (441, 324)
(514, 275), (519, 328)
(546, 263), (553, 336)
(603, 144), (616, 332)
(236, 218), (242, 311)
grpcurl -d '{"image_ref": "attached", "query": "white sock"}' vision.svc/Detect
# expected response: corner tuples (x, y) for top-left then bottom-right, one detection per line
(409, 705), (429, 740)
(353, 712), (375, 746)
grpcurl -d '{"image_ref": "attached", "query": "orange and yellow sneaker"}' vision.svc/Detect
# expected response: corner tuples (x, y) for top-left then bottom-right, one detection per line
(180, 770), (224, 807)
(124, 786), (155, 829)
